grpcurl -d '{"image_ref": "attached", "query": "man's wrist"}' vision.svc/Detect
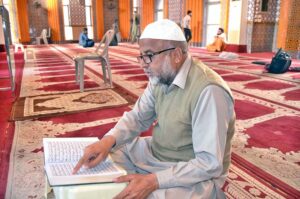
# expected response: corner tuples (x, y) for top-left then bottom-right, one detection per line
(155, 169), (174, 189)
(100, 135), (116, 149)
(148, 173), (159, 191)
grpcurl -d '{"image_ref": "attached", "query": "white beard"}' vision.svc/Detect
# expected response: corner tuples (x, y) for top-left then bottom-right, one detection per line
(145, 56), (177, 86)
(149, 76), (160, 85)
(159, 56), (177, 86)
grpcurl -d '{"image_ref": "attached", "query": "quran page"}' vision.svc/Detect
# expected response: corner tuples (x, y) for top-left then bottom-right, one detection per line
(43, 137), (126, 186)
(43, 137), (99, 163)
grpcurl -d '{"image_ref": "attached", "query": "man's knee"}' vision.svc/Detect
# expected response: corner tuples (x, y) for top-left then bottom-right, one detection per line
(87, 40), (94, 47)
(110, 148), (137, 174)
(149, 180), (220, 199)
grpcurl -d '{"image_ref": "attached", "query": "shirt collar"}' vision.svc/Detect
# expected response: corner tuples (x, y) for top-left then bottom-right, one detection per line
(171, 54), (192, 90)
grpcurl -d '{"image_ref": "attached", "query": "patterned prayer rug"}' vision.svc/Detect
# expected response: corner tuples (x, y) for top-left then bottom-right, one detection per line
(11, 45), (138, 120)
(11, 89), (130, 120)
(19, 46), (110, 98)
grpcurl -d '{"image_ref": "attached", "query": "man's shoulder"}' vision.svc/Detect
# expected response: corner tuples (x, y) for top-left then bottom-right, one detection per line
(191, 59), (206, 71)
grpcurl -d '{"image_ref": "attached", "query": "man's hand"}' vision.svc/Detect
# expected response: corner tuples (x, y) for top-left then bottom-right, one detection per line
(113, 173), (159, 199)
(72, 135), (116, 174)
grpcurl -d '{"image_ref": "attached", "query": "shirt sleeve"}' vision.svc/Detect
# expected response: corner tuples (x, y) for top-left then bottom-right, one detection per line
(106, 82), (157, 149)
(155, 85), (234, 188)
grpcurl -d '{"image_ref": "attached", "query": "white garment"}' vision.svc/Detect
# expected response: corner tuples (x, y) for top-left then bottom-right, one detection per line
(140, 19), (186, 41)
(110, 136), (226, 199)
(219, 52), (239, 60)
(107, 55), (234, 198)
(217, 33), (227, 43)
(182, 15), (191, 29)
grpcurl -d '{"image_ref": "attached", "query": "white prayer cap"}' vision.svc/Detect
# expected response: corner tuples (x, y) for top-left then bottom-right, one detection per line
(140, 19), (186, 41)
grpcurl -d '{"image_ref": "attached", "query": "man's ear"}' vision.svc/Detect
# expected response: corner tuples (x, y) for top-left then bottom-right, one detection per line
(172, 48), (183, 64)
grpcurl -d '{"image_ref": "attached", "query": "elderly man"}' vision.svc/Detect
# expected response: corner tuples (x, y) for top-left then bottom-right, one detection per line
(73, 19), (235, 199)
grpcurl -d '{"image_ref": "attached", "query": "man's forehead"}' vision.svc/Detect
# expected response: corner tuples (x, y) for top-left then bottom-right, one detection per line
(139, 39), (170, 48)
(139, 39), (167, 51)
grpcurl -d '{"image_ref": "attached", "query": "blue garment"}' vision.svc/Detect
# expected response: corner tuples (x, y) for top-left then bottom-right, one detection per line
(79, 32), (94, 47)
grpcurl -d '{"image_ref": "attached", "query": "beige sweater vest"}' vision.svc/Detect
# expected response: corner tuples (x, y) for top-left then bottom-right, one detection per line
(151, 59), (235, 172)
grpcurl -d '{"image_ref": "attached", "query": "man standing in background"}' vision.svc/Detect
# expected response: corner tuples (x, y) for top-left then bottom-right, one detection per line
(182, 10), (192, 43)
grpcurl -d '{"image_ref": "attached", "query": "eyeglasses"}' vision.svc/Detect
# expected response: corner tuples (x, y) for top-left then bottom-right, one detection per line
(137, 47), (176, 64)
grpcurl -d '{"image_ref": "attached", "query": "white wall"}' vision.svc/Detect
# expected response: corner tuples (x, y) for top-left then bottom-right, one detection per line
(228, 0), (241, 44)
(227, 0), (248, 45)
(239, 0), (248, 45)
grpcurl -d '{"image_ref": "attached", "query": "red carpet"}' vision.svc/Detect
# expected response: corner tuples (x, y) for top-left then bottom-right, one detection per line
(222, 74), (260, 81)
(36, 62), (70, 67)
(217, 62), (249, 66)
(244, 80), (296, 90)
(111, 65), (140, 69)
(245, 116), (300, 153)
(39, 70), (75, 76)
(212, 68), (233, 75)
(36, 81), (100, 91)
(190, 47), (300, 82)
(36, 75), (88, 82)
(281, 89), (300, 101)
(115, 69), (145, 75)
(238, 65), (266, 70)
(238, 52), (274, 59)
(2, 44), (300, 198)
(126, 75), (149, 81)
(234, 99), (275, 120)
(0, 50), (25, 199)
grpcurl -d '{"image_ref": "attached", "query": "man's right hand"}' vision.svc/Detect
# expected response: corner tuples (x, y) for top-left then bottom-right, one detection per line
(72, 135), (116, 174)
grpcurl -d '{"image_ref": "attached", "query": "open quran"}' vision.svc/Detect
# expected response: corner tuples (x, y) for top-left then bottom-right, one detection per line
(43, 137), (126, 186)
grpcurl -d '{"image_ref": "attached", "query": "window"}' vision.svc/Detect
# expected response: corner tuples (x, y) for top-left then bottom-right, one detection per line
(62, 0), (93, 40)
(85, 0), (93, 39)
(205, 1), (221, 45)
(62, 0), (72, 40)
(261, 0), (269, 12)
(155, 0), (164, 21)
(133, 0), (140, 13)
(3, 0), (9, 8)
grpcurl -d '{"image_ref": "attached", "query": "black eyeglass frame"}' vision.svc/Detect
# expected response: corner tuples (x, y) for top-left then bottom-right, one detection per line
(137, 47), (176, 64)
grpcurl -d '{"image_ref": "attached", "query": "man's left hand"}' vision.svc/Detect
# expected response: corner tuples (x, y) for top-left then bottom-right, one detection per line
(113, 173), (158, 199)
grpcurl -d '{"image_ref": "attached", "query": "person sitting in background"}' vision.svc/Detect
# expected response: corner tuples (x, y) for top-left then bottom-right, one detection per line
(207, 28), (227, 52)
(79, 27), (94, 48)
(73, 19), (235, 199)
